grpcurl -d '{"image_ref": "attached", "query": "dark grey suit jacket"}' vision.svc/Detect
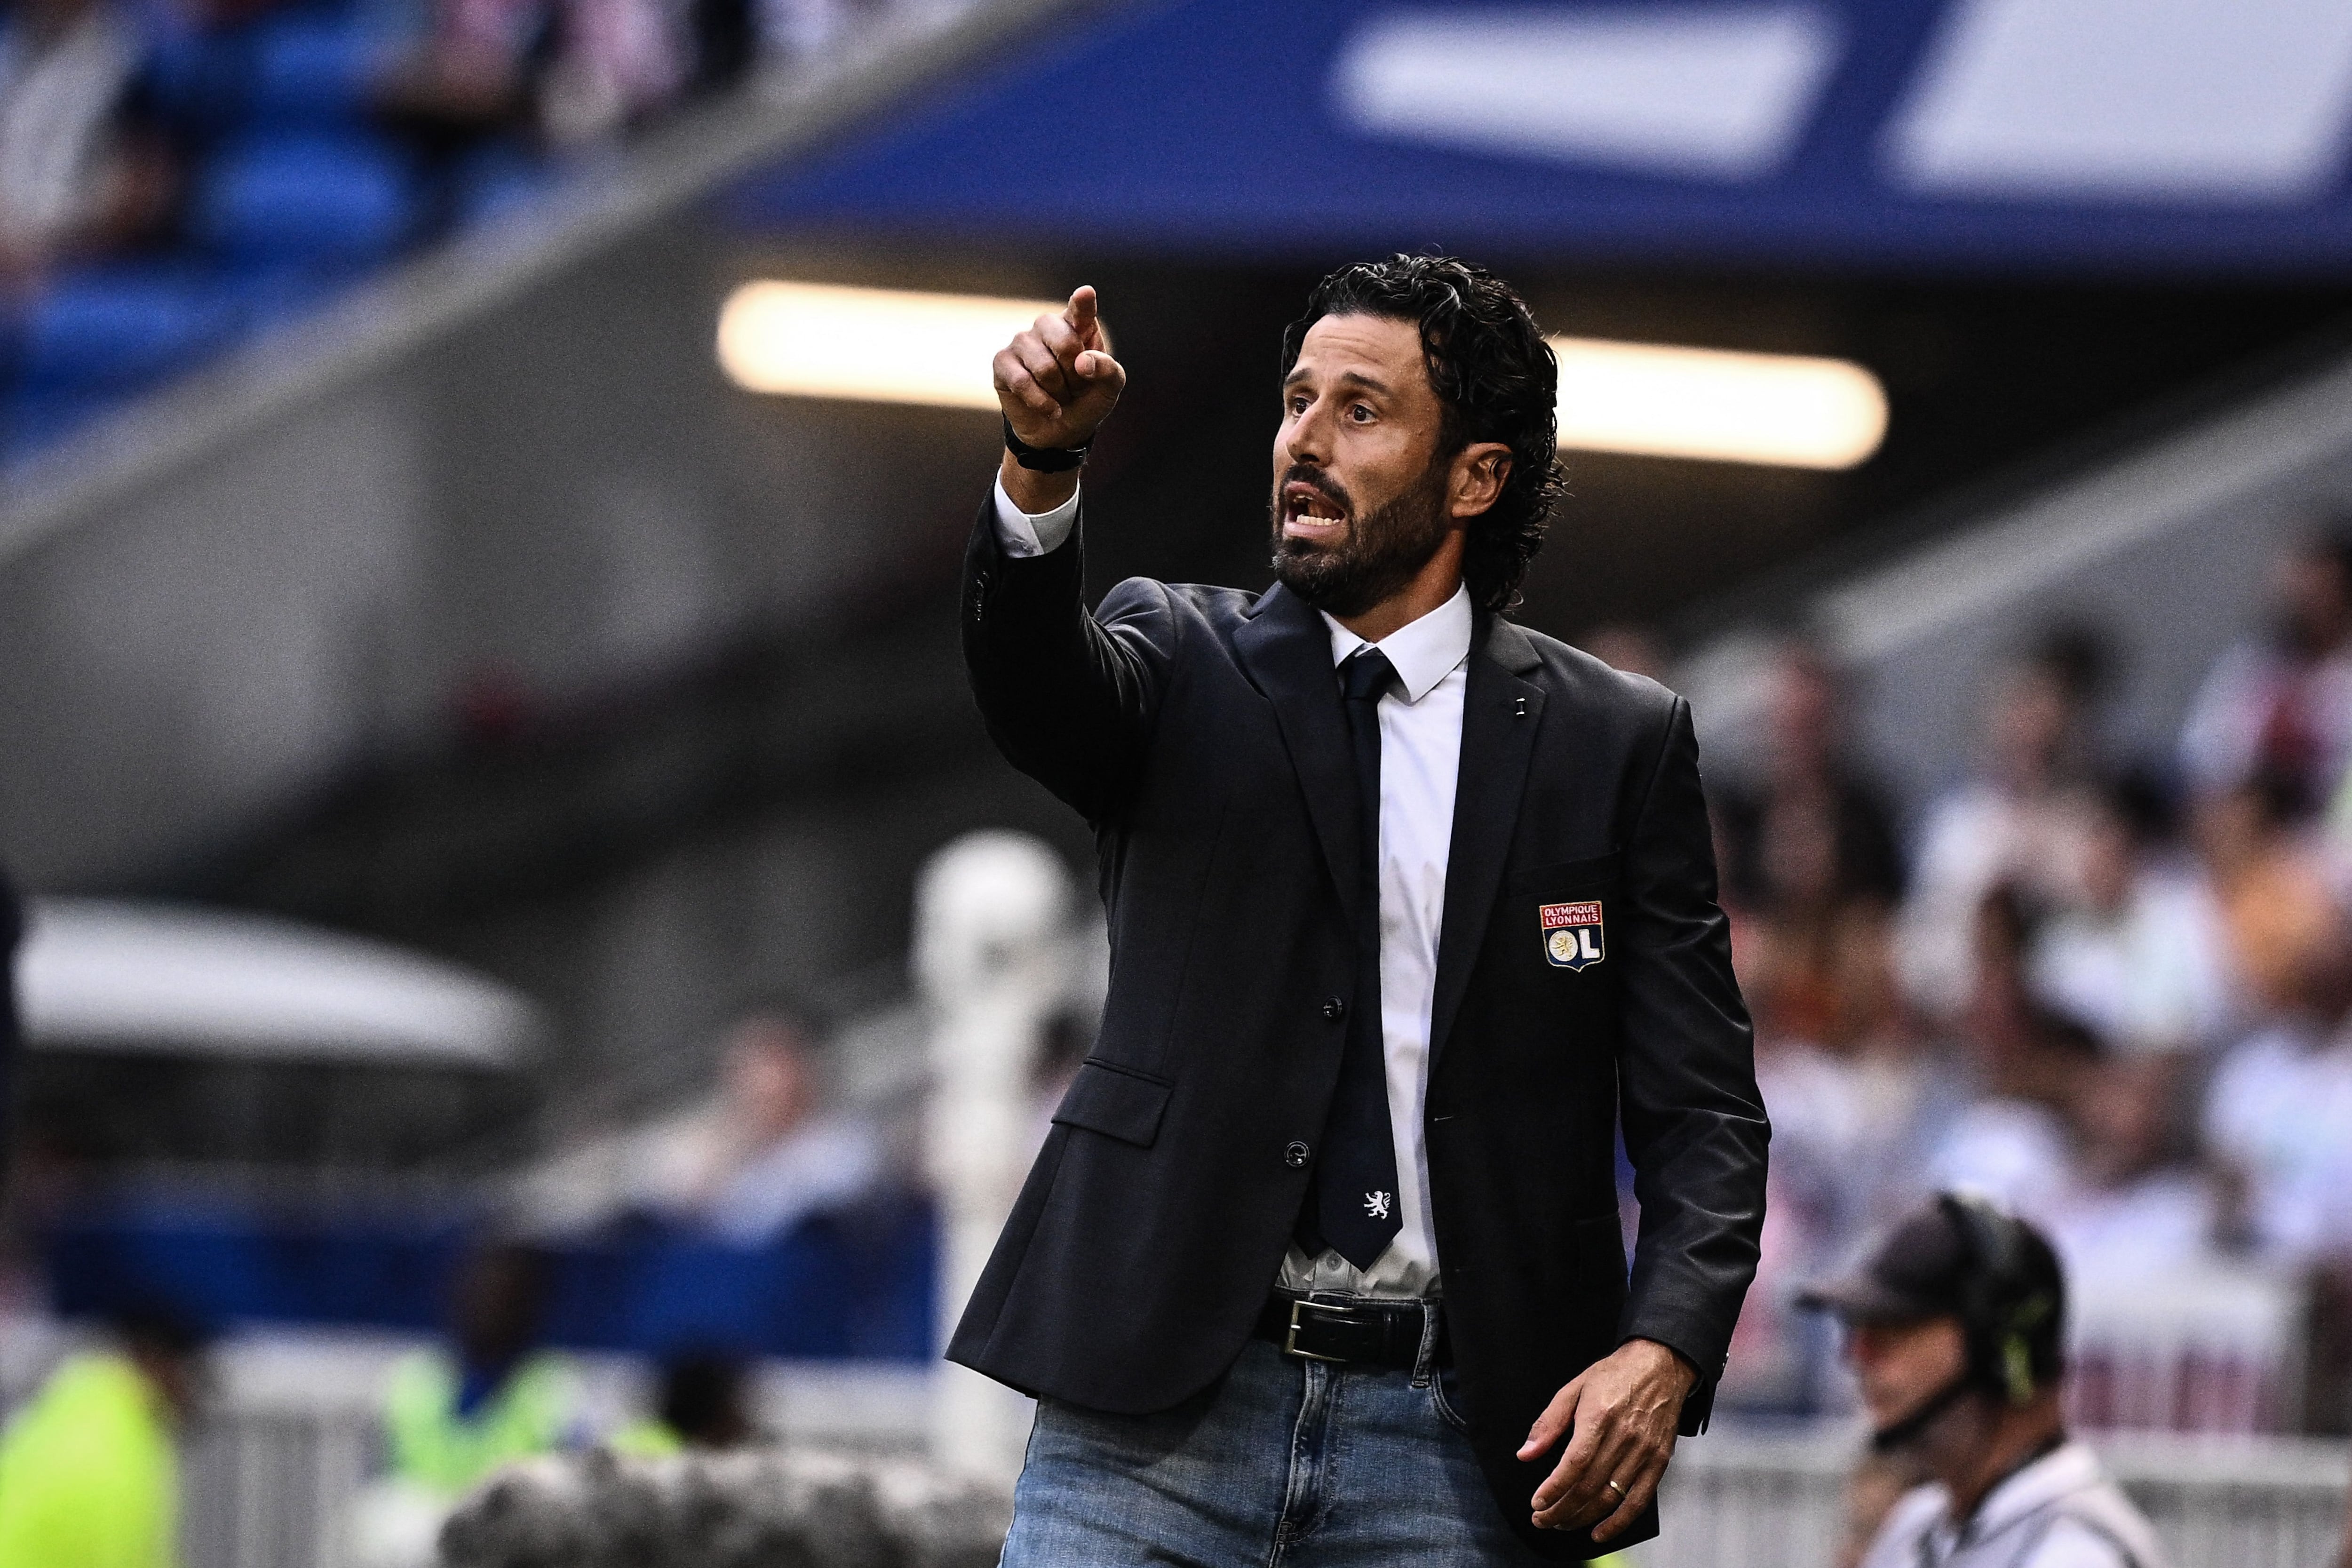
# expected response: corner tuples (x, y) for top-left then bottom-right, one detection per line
(948, 501), (1768, 1559)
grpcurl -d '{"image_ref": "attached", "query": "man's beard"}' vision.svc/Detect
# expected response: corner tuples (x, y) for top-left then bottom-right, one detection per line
(1269, 462), (1452, 620)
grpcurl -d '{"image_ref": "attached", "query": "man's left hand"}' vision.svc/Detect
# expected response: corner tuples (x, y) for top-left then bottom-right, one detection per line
(1520, 1337), (1698, 1541)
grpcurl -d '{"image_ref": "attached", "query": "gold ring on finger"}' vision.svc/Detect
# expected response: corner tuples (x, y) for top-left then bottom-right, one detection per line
(1605, 1479), (1625, 1498)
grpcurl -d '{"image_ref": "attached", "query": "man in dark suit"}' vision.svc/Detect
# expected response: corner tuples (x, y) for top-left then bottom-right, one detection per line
(955, 255), (1767, 1563)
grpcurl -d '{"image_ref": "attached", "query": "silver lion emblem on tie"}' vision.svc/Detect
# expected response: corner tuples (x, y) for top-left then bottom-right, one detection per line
(1363, 1191), (1392, 1219)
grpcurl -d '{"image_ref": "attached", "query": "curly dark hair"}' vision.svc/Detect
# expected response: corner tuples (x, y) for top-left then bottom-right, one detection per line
(1280, 255), (1566, 615)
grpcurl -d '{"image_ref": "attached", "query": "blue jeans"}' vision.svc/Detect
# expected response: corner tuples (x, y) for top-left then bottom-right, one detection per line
(999, 1304), (1543, 1567)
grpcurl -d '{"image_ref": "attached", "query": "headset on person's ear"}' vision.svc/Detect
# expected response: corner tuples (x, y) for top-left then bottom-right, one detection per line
(1939, 1191), (2057, 1407)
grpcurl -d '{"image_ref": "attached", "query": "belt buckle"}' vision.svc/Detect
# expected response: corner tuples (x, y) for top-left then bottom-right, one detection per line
(1283, 1297), (1355, 1363)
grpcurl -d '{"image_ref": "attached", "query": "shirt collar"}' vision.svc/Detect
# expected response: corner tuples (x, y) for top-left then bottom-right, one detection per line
(1947, 1441), (2105, 1545)
(1320, 584), (1474, 704)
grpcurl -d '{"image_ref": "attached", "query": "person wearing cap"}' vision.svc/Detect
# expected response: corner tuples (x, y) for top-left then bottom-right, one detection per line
(1800, 1193), (2168, 1568)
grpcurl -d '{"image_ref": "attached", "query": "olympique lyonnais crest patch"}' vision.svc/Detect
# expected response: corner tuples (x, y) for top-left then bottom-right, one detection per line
(1541, 900), (1606, 971)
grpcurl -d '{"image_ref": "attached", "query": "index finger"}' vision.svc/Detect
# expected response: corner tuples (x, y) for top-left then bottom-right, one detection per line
(1532, 1402), (1608, 1512)
(1066, 285), (1102, 348)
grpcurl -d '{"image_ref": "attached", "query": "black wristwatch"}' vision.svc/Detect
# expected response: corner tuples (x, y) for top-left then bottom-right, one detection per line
(1003, 416), (1090, 473)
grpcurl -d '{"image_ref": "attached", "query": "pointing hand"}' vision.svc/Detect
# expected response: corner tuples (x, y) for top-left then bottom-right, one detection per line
(993, 286), (1126, 453)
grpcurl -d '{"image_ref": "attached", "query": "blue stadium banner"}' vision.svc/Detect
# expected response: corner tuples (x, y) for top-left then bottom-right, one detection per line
(731, 0), (2352, 274)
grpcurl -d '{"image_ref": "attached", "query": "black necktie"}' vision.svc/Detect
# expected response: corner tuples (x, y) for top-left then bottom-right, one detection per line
(1297, 645), (1405, 1270)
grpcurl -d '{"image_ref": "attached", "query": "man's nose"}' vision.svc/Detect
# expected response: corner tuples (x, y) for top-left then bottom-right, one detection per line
(1284, 398), (1332, 466)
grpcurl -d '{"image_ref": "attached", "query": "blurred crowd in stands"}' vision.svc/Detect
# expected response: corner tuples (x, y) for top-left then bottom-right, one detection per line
(1710, 516), (2352, 1434)
(516, 1008), (888, 1243)
(0, 0), (936, 462)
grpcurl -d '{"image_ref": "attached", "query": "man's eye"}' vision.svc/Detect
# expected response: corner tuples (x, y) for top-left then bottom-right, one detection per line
(1349, 404), (1373, 422)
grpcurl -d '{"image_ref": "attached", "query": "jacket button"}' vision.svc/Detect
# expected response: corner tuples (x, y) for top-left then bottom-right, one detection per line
(1321, 997), (1346, 1021)
(1283, 1141), (1311, 1169)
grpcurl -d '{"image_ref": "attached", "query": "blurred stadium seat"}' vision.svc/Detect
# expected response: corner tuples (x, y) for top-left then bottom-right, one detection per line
(191, 135), (419, 268)
(244, 16), (394, 126)
(17, 267), (242, 392)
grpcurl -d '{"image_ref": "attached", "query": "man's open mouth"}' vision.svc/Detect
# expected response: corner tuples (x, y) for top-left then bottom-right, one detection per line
(1282, 481), (1349, 536)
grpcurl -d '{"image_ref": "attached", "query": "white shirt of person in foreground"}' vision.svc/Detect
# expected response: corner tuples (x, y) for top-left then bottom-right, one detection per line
(1859, 1440), (2167, 1568)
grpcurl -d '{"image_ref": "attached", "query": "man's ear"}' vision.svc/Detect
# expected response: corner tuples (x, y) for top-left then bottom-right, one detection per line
(1450, 442), (1513, 520)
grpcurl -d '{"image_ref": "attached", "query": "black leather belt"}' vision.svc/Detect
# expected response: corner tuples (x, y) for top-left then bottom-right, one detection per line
(1252, 1292), (1440, 1368)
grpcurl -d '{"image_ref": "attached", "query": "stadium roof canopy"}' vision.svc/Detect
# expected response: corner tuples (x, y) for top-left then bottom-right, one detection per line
(19, 899), (540, 1066)
(731, 0), (2352, 274)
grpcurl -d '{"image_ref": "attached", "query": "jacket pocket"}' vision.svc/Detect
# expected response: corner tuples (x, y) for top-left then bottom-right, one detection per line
(1507, 850), (1624, 896)
(1050, 1059), (1174, 1148)
(1510, 852), (1625, 976)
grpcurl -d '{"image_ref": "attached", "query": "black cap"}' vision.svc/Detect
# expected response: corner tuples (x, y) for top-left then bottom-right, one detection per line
(1796, 1203), (1978, 1323)
(1803, 1194), (2069, 1411)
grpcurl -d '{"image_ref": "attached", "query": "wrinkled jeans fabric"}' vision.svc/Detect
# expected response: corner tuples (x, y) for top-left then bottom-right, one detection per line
(1000, 1305), (1541, 1567)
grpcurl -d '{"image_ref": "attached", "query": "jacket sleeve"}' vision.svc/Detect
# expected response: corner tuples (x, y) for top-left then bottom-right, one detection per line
(960, 493), (1178, 824)
(1612, 695), (1770, 1434)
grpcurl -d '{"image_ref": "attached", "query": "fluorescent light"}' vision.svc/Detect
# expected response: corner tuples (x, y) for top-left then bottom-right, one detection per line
(1550, 335), (1887, 469)
(718, 280), (1058, 408)
(716, 280), (1886, 470)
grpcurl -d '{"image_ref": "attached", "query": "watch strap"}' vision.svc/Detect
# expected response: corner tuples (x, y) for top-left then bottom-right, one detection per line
(1003, 416), (1090, 473)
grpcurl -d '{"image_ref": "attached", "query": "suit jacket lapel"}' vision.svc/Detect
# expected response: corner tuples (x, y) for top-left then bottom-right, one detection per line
(1235, 584), (1367, 936)
(1430, 615), (1545, 1074)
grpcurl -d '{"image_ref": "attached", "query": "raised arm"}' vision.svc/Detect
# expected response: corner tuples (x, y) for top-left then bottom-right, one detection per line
(963, 288), (1170, 823)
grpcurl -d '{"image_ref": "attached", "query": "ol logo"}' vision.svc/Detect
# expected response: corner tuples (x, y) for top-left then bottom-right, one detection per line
(1540, 900), (1605, 971)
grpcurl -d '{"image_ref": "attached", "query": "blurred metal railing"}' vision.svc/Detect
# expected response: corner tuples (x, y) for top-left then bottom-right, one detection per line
(136, 1326), (2352, 1568)
(170, 1343), (2352, 1568)
(2067, 1265), (2307, 1436)
(175, 1335), (936, 1568)
(1633, 1428), (2352, 1568)
(184, 1404), (380, 1568)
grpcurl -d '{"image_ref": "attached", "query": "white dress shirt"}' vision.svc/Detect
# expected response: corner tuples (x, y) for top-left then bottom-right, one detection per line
(993, 478), (1081, 556)
(993, 478), (1469, 1300)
